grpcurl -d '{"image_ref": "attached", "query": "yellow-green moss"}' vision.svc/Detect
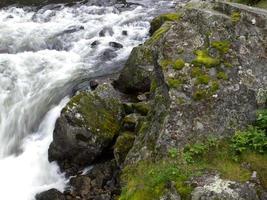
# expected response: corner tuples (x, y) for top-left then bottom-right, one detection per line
(193, 89), (208, 100)
(191, 67), (202, 77)
(150, 13), (181, 35)
(210, 80), (219, 93)
(193, 50), (220, 68)
(159, 59), (173, 70)
(211, 40), (231, 54)
(173, 59), (185, 70)
(114, 132), (135, 165)
(64, 91), (121, 140)
(146, 24), (171, 45)
(217, 71), (228, 80)
(196, 74), (210, 85)
(231, 11), (241, 24)
(167, 77), (183, 89)
(133, 102), (151, 115)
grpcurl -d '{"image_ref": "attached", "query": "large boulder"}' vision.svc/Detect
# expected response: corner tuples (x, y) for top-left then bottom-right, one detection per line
(48, 83), (124, 173)
(124, 1), (267, 164)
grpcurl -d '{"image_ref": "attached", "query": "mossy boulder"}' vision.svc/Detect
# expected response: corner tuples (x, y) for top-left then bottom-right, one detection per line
(48, 83), (124, 173)
(132, 101), (151, 115)
(114, 132), (135, 165)
(149, 13), (181, 35)
(114, 46), (153, 94)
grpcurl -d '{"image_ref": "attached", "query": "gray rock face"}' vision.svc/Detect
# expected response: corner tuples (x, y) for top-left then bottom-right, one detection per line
(48, 83), (124, 173)
(191, 174), (259, 200)
(123, 0), (267, 164)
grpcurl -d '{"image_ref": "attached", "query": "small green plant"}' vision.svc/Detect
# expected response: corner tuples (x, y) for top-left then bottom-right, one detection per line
(217, 71), (228, 80)
(168, 148), (178, 158)
(231, 11), (241, 24)
(210, 81), (219, 93)
(211, 40), (231, 54)
(255, 109), (267, 130)
(173, 59), (185, 70)
(159, 59), (173, 70)
(196, 74), (210, 85)
(167, 77), (183, 89)
(231, 127), (267, 154)
(193, 50), (220, 68)
(191, 67), (202, 77)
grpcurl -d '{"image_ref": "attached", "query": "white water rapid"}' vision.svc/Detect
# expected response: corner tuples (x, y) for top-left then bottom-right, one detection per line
(0, 1), (175, 199)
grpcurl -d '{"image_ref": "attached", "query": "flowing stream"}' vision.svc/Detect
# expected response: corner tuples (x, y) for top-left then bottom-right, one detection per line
(0, 1), (175, 199)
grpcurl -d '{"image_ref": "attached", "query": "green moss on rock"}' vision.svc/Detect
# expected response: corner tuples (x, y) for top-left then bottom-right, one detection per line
(114, 132), (135, 165)
(149, 13), (181, 35)
(133, 102), (151, 115)
(217, 71), (228, 80)
(64, 90), (122, 141)
(231, 11), (241, 24)
(173, 59), (185, 70)
(167, 77), (183, 89)
(193, 50), (220, 68)
(146, 23), (171, 45)
(196, 74), (210, 85)
(211, 40), (231, 54)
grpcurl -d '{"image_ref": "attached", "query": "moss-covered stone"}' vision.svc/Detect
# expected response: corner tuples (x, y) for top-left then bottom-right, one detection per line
(123, 113), (140, 131)
(211, 40), (231, 54)
(114, 132), (135, 165)
(159, 59), (173, 70)
(149, 13), (181, 35)
(217, 71), (228, 80)
(145, 23), (171, 45)
(133, 101), (151, 116)
(173, 59), (185, 70)
(193, 50), (220, 68)
(63, 90), (122, 141)
(167, 77), (183, 89)
(196, 74), (210, 85)
(231, 11), (241, 24)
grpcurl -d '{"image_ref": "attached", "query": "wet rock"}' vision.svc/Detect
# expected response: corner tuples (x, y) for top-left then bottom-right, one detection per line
(113, 46), (154, 94)
(68, 160), (120, 200)
(109, 42), (123, 49)
(101, 49), (118, 61)
(48, 83), (124, 174)
(35, 189), (65, 200)
(89, 80), (99, 90)
(91, 40), (100, 48)
(99, 27), (114, 37)
(122, 30), (128, 36)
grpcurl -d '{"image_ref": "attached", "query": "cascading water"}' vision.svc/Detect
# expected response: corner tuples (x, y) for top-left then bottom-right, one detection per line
(0, 1), (175, 199)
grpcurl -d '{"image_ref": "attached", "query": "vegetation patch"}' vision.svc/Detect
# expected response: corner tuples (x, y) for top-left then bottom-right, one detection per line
(211, 40), (231, 54)
(217, 71), (228, 80)
(167, 77), (183, 89)
(150, 13), (182, 35)
(120, 108), (267, 199)
(231, 11), (241, 24)
(193, 50), (220, 68)
(173, 59), (185, 70)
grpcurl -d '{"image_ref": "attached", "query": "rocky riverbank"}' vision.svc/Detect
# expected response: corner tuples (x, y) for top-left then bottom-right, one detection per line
(38, 0), (267, 199)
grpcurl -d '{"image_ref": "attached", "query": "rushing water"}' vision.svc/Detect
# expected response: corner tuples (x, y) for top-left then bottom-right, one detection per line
(0, 1), (175, 199)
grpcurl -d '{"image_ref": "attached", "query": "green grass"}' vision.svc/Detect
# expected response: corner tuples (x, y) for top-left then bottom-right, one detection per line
(119, 109), (267, 199)
(256, 0), (267, 8)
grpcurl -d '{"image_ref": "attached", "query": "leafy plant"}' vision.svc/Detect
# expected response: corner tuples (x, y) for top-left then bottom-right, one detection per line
(231, 127), (267, 154)
(255, 109), (267, 131)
